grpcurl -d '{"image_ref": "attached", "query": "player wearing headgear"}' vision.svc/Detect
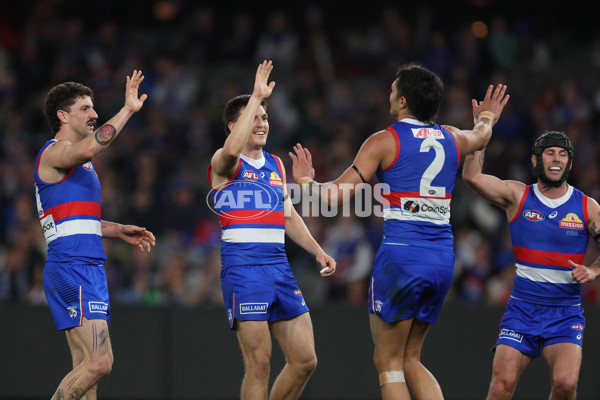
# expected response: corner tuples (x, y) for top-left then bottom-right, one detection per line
(463, 130), (600, 400)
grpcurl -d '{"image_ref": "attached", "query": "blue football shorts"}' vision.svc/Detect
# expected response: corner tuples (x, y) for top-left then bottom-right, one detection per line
(43, 262), (111, 331)
(495, 297), (585, 357)
(221, 263), (309, 330)
(368, 243), (454, 324)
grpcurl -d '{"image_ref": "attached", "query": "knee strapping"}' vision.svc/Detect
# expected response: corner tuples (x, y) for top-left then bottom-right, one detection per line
(379, 370), (405, 387)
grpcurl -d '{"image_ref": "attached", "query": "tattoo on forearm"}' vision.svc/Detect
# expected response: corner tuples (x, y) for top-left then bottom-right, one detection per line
(478, 151), (485, 167)
(95, 124), (116, 145)
(53, 388), (64, 400)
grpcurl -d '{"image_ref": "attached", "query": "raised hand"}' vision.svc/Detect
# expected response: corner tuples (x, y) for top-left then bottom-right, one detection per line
(124, 70), (148, 113)
(289, 143), (315, 183)
(472, 84), (509, 124)
(253, 60), (276, 100)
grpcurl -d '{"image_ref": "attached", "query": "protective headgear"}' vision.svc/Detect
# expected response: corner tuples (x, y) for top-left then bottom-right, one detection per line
(531, 131), (573, 186)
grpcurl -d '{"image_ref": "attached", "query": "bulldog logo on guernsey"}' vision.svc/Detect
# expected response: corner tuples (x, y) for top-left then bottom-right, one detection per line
(560, 213), (584, 230)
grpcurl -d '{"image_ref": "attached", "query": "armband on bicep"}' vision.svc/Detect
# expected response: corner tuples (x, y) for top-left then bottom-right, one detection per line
(351, 164), (367, 183)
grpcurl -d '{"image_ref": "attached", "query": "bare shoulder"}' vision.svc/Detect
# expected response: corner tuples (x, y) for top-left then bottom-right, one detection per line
(587, 195), (600, 218)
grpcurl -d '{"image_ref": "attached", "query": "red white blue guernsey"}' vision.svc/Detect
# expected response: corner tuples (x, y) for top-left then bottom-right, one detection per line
(509, 184), (589, 306)
(34, 140), (106, 265)
(208, 152), (287, 268)
(376, 119), (459, 251)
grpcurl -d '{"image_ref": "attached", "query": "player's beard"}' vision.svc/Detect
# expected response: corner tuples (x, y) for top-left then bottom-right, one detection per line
(534, 157), (571, 188)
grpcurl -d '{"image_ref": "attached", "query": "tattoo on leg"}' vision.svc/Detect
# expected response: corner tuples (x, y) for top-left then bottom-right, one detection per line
(98, 327), (110, 350)
(95, 124), (116, 145)
(66, 375), (79, 388)
(68, 387), (84, 400)
(53, 388), (64, 400)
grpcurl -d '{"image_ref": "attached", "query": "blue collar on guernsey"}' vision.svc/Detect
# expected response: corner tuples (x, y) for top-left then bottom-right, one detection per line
(240, 153), (266, 169)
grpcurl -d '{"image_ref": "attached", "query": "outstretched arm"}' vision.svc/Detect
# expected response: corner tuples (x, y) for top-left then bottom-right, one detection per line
(101, 220), (156, 253)
(289, 129), (394, 206)
(445, 83), (510, 157)
(210, 60), (275, 182)
(570, 197), (600, 283)
(279, 158), (336, 277)
(462, 148), (525, 219)
(44, 70), (147, 170)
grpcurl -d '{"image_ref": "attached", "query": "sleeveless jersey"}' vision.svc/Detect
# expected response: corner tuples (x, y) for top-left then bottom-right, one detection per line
(208, 151), (287, 268)
(509, 184), (589, 306)
(375, 119), (460, 251)
(34, 140), (106, 265)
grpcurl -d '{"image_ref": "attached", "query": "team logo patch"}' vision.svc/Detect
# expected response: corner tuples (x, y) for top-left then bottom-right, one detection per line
(294, 289), (302, 296)
(523, 209), (544, 221)
(89, 301), (108, 314)
(374, 300), (383, 313)
(269, 171), (283, 187)
(559, 213), (584, 230)
(242, 170), (259, 181)
(82, 161), (93, 171)
(411, 128), (444, 139)
(499, 328), (523, 343)
(240, 303), (268, 314)
(67, 305), (78, 319)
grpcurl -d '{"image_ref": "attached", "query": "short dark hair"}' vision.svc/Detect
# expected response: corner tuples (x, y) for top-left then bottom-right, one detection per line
(222, 94), (268, 136)
(394, 63), (443, 124)
(44, 82), (94, 134)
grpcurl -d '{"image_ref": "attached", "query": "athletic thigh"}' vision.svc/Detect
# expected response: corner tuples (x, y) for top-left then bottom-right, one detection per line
(270, 312), (315, 363)
(65, 318), (113, 363)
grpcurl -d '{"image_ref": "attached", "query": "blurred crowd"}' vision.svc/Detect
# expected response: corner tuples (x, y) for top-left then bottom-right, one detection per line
(2, 1), (600, 310)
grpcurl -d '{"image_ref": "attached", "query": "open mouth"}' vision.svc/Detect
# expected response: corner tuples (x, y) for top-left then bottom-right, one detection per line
(254, 131), (265, 136)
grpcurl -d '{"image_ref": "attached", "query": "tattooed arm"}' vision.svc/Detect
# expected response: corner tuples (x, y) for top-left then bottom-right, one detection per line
(39, 70), (147, 179)
(570, 197), (600, 283)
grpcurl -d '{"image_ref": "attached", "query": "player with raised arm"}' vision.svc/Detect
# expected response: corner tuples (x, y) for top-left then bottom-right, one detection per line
(290, 63), (508, 399)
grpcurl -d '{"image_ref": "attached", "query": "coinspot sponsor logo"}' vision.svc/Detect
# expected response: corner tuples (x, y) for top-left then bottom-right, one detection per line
(240, 303), (268, 314)
(206, 179), (281, 221)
